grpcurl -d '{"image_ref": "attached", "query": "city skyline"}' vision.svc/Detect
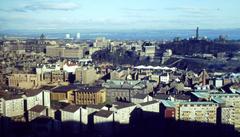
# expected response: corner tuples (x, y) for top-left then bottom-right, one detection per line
(0, 0), (240, 31)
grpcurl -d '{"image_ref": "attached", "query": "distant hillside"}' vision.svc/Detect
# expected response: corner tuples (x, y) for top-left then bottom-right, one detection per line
(158, 40), (240, 55)
(165, 57), (240, 73)
(92, 48), (140, 65)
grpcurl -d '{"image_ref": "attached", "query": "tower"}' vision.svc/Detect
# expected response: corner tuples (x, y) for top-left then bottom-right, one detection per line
(196, 27), (199, 40)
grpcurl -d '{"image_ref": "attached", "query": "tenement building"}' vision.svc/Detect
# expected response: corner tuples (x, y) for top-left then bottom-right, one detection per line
(102, 80), (149, 102)
(74, 86), (106, 105)
(7, 74), (41, 89)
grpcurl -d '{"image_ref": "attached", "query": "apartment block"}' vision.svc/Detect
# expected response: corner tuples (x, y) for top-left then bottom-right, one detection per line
(175, 102), (218, 124)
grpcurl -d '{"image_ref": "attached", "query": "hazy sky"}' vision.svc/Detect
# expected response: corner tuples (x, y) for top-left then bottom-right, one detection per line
(0, 0), (239, 31)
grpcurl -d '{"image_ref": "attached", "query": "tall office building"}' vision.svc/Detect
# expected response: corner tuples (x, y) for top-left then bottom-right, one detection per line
(76, 33), (81, 39)
(66, 34), (71, 39)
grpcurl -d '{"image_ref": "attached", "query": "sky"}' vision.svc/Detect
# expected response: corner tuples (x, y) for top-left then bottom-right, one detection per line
(0, 0), (239, 31)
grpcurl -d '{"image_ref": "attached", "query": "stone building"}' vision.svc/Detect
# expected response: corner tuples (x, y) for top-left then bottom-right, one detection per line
(102, 80), (149, 102)
(75, 66), (99, 84)
(74, 86), (106, 105)
(7, 74), (41, 89)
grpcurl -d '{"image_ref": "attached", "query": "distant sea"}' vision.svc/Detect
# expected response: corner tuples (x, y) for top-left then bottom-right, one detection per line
(0, 29), (240, 40)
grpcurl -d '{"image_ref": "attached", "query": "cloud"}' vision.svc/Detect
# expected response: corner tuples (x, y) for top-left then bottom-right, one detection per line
(0, 2), (80, 13)
(165, 7), (221, 16)
(165, 7), (220, 13)
(23, 2), (80, 11)
(164, 6), (222, 20)
(122, 8), (156, 12)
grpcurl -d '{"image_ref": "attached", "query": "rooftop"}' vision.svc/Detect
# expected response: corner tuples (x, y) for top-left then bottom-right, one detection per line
(94, 110), (113, 118)
(113, 102), (136, 109)
(29, 105), (47, 113)
(52, 85), (77, 93)
(24, 89), (42, 97)
(177, 101), (218, 106)
(161, 100), (176, 108)
(75, 86), (103, 93)
(62, 105), (80, 113)
(153, 94), (170, 100)
(132, 93), (149, 99)
(139, 100), (159, 106)
(87, 104), (105, 109)
(212, 97), (225, 104)
(171, 94), (191, 100)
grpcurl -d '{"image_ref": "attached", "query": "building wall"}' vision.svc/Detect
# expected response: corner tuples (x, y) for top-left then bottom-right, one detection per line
(80, 108), (88, 125)
(75, 90), (106, 105)
(46, 46), (83, 59)
(164, 108), (175, 119)
(75, 67), (98, 84)
(151, 75), (160, 84)
(51, 92), (67, 101)
(111, 106), (136, 124)
(221, 106), (240, 129)
(51, 90), (73, 103)
(25, 93), (43, 110)
(160, 74), (170, 84)
(131, 96), (153, 104)
(46, 46), (64, 57)
(141, 103), (160, 113)
(28, 110), (47, 121)
(176, 103), (218, 124)
(61, 110), (80, 122)
(64, 48), (83, 59)
(221, 107), (235, 126)
(94, 114), (113, 124)
(0, 98), (4, 115)
(4, 98), (24, 117)
(43, 90), (51, 108)
(107, 88), (148, 102)
(8, 74), (41, 89)
(144, 46), (156, 57)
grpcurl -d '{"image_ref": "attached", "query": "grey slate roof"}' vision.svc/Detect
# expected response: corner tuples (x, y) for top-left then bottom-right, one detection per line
(29, 105), (47, 113)
(62, 105), (80, 113)
(139, 100), (159, 106)
(132, 93), (148, 99)
(94, 110), (113, 118)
